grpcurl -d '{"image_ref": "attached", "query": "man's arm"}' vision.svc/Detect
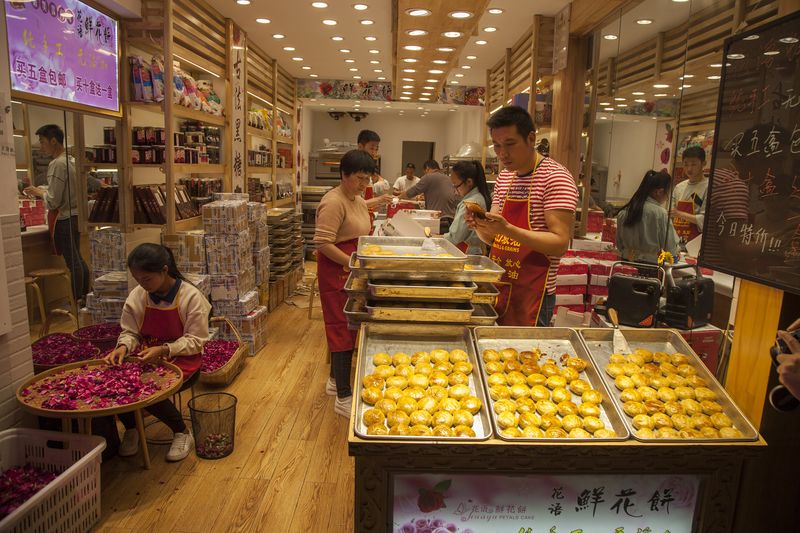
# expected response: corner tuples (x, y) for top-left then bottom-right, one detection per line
(400, 176), (429, 200)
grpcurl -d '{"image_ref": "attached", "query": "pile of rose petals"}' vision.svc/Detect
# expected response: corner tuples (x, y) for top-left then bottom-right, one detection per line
(31, 334), (97, 366)
(200, 340), (239, 373)
(0, 464), (57, 519)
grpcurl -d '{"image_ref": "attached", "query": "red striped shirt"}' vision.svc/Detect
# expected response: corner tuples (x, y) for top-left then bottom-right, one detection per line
(702, 166), (751, 265)
(492, 158), (579, 293)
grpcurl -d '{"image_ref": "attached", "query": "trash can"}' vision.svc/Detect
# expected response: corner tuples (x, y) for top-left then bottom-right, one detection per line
(188, 392), (237, 460)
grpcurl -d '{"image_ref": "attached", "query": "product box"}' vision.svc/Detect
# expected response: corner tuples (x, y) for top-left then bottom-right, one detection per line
(555, 293), (585, 306)
(210, 268), (256, 301)
(213, 290), (258, 317)
(587, 211), (605, 232)
(570, 238), (615, 252)
(676, 325), (723, 374)
(253, 246), (271, 286)
(205, 231), (252, 274)
(251, 222), (269, 250)
(554, 274), (588, 286)
(202, 200), (248, 235)
(227, 305), (268, 336)
(89, 228), (128, 272)
(162, 230), (207, 274)
(98, 297), (126, 318)
(247, 201), (267, 224)
(212, 192), (250, 202)
(93, 271), (129, 299)
(184, 273), (210, 299)
(557, 257), (589, 275)
(78, 307), (97, 327)
(555, 284), (587, 296)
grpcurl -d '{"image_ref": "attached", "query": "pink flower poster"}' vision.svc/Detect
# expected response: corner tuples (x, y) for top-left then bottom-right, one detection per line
(393, 473), (698, 533)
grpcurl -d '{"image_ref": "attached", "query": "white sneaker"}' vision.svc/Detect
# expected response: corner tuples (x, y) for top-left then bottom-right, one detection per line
(166, 430), (194, 462)
(118, 429), (139, 457)
(334, 396), (352, 418)
(325, 377), (337, 396)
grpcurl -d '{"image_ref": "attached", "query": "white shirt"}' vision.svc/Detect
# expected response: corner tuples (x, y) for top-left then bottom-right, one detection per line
(372, 177), (390, 196)
(672, 178), (709, 232)
(393, 175), (420, 193)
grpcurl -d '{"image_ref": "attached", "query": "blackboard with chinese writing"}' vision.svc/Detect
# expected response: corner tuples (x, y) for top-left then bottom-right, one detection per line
(701, 11), (800, 294)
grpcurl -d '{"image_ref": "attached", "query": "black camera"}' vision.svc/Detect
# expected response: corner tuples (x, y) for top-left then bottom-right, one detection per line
(769, 329), (800, 412)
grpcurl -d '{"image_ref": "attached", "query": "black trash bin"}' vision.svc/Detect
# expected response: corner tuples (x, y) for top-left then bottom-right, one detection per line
(188, 392), (237, 460)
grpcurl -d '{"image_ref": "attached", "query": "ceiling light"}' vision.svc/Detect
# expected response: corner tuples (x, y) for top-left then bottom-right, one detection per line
(681, 74), (694, 78)
(311, 1), (328, 7)
(632, 91), (645, 96)
(727, 53), (745, 59)
(369, 49), (380, 54)
(488, 8), (504, 14)
(403, 77), (414, 81)
(437, 47), (455, 52)
(404, 45), (423, 51)
(466, 55), (477, 60)
(407, 29), (428, 36)
(461, 65), (471, 69)
(402, 91), (413, 95)
(407, 8), (430, 16)
(604, 107), (614, 111)
(236, 0), (250, 4)
(429, 69), (444, 74)
(636, 18), (653, 25)
(423, 85), (434, 90)
(426, 78), (437, 82)
(402, 85), (413, 89)
(475, 40), (487, 45)
(370, 60), (380, 64)
(679, 84), (692, 89)
(449, 11), (473, 19)
(349, 67), (358, 71)
(339, 48), (351, 53)
(345, 59), (355, 63)
(450, 80), (459, 84)
(292, 57), (303, 61)
(599, 102), (611, 106)
(634, 99), (646, 103)
(400, 96), (411, 100)
(455, 73), (464, 78)
(403, 68), (416, 73)
(365, 36), (377, 41)
(377, 76), (386, 80)
(256, 18), (271, 24)
(654, 93), (667, 97)
(354, 104), (360, 107)
(322, 19), (337, 25)
(780, 37), (799, 43)
(617, 103), (627, 107)
(353, 3), (368, 10)
(763, 50), (780, 56)
(310, 74), (318, 77)
(302, 66), (311, 70)
(614, 97), (625, 101)
(653, 83), (669, 88)
(742, 34), (759, 40)
(603, 34), (618, 40)
(353, 75), (361, 79)
(417, 106), (424, 110)
(484, 27), (497, 32)
(283, 46), (296, 51)
(672, 0), (689, 3)
(433, 59), (447, 64)
(420, 97), (430, 101)
(360, 19), (374, 25)
(403, 58), (417, 63)
(421, 92), (432, 96)
(374, 69), (383, 73)
(273, 34), (285, 39)
(443, 31), (462, 38)
(707, 75), (721, 80)
(709, 63), (723, 67)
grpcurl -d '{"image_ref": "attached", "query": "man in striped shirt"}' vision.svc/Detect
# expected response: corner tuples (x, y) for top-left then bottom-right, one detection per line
(467, 106), (578, 327)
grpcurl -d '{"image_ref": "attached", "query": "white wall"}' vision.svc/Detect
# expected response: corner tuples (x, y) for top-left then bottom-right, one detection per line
(444, 107), (485, 157)
(593, 118), (659, 201)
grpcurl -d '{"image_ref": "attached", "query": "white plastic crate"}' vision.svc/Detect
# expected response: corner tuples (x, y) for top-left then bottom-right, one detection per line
(0, 428), (106, 533)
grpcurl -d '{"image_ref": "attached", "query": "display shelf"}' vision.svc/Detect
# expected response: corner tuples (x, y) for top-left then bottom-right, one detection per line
(87, 222), (122, 228)
(173, 164), (225, 174)
(174, 215), (202, 231)
(83, 163), (120, 170)
(275, 135), (293, 144)
(131, 164), (166, 169)
(247, 168), (272, 176)
(133, 223), (166, 229)
(128, 101), (164, 113)
(275, 167), (294, 175)
(247, 127), (272, 140)
(173, 107), (225, 126)
(274, 197), (294, 207)
(13, 129), (25, 136)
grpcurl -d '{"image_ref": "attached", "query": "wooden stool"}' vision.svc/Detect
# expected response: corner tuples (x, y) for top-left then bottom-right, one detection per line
(27, 267), (78, 335)
(24, 276), (47, 337)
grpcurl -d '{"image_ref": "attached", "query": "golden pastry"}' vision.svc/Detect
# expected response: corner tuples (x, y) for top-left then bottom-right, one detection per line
(695, 387), (717, 402)
(520, 363), (540, 376)
(579, 403), (601, 418)
(527, 373), (548, 387)
(501, 427), (523, 438)
(506, 371), (527, 386)
(652, 351), (670, 364)
(430, 349), (449, 363)
(500, 348), (519, 361)
(460, 396), (482, 415)
(540, 414), (562, 430)
(671, 413), (692, 430)
(410, 424), (434, 436)
(648, 375), (668, 390)
(663, 401), (683, 417)
(614, 375), (635, 391)
(700, 400), (724, 415)
(496, 410), (517, 429)
(485, 361), (505, 374)
(634, 348), (654, 362)
(429, 371), (449, 388)
(409, 410), (433, 427)
(630, 373), (649, 388)
(678, 429), (701, 439)
(392, 352), (411, 366)
(670, 353), (690, 366)
(397, 396), (418, 415)
(447, 372), (469, 387)
(432, 424), (455, 437)
(449, 349), (469, 363)
(657, 387), (677, 403)
(680, 399), (703, 416)
(406, 386), (426, 401)
(417, 396), (438, 414)
(433, 361), (453, 375)
(623, 401), (646, 417)
(557, 401), (579, 417)
(453, 361), (473, 375)
(428, 385), (449, 401)
(375, 398), (397, 415)
(560, 367), (580, 383)
(489, 385), (512, 401)
(677, 363), (697, 377)
(561, 414), (583, 432)
(666, 374), (688, 388)
(449, 384), (471, 401)
(551, 388), (571, 404)
(389, 423), (411, 435)
(569, 379), (591, 396)
(363, 374), (385, 389)
(361, 386), (383, 405)
(483, 349), (501, 362)
(699, 426), (720, 439)
(384, 386), (404, 402)
(642, 363), (661, 376)
(583, 416), (605, 433)
(363, 408), (385, 426)
(644, 399), (666, 415)
(432, 410), (454, 427)
(655, 427), (681, 439)
(372, 352), (392, 366)
(395, 364), (414, 378)
(510, 384), (530, 399)
(367, 423), (389, 436)
(545, 428), (568, 439)
(710, 412), (733, 429)
(652, 412), (673, 429)
(632, 414), (654, 430)
(488, 373), (507, 387)
(660, 362), (678, 375)
(566, 357), (588, 372)
(627, 353), (646, 366)
(686, 375), (708, 388)
(530, 385), (550, 401)
(504, 360), (523, 373)
(519, 350), (540, 364)
(620, 388), (641, 403)
(719, 427), (743, 439)
(438, 398), (461, 413)
(541, 363), (561, 378)
(605, 363), (625, 379)
(416, 363), (435, 376)
(622, 363), (641, 377)
(374, 364), (395, 379)
(405, 374), (427, 389)
(635, 427), (656, 439)
(690, 413), (712, 429)
(454, 424), (476, 437)
(515, 397), (536, 414)
(522, 426), (546, 438)
(674, 386), (695, 401)
(411, 352), (430, 365)
(536, 400), (558, 416)
(385, 376), (409, 390)
(609, 354), (627, 364)
(637, 386), (658, 401)
(593, 428), (617, 439)
(568, 428), (592, 439)
(519, 411), (542, 429)
(493, 399), (517, 415)
(546, 375), (567, 390)
(582, 389), (604, 404)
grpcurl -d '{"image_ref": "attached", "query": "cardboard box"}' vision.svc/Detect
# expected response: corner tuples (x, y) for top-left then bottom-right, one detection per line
(213, 290), (259, 317)
(202, 200), (248, 235)
(253, 246), (271, 286)
(94, 271), (129, 299)
(247, 201), (267, 224)
(205, 231), (252, 274)
(557, 257), (589, 275)
(210, 268), (255, 301)
(89, 228), (128, 272)
(185, 273), (210, 298)
(555, 274), (588, 286)
(555, 293), (585, 306)
(162, 230), (207, 274)
(251, 222), (269, 250)
(570, 238), (615, 252)
(675, 325), (723, 374)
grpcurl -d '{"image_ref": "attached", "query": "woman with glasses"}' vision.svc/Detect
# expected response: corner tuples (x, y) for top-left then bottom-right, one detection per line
(444, 160), (491, 255)
(314, 149), (376, 417)
(616, 170), (680, 264)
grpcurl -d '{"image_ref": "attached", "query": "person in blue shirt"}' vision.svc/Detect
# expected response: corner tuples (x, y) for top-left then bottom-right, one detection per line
(444, 160), (491, 255)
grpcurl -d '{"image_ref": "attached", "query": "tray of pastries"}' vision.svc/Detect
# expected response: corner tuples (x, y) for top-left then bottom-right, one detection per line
(365, 300), (474, 323)
(356, 237), (467, 271)
(579, 328), (759, 442)
(472, 327), (629, 441)
(354, 323), (492, 441)
(367, 279), (476, 301)
(347, 254), (504, 283)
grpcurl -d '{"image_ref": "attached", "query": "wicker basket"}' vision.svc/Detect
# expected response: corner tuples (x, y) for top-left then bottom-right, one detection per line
(31, 333), (101, 375)
(70, 323), (121, 352)
(199, 317), (247, 386)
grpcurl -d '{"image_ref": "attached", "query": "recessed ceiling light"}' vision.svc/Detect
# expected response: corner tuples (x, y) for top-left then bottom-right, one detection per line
(360, 19), (374, 25)
(455, 73), (464, 78)
(344, 59), (355, 63)
(433, 59), (447, 64)
(614, 97), (625, 101)
(402, 91), (413, 95)
(653, 83), (669, 88)
(475, 40), (487, 45)
(449, 11), (473, 19)
(437, 47), (455, 52)
(417, 106), (424, 110)
(742, 34), (759, 40)
(353, 3), (368, 10)
(310, 74), (318, 78)
(672, 0), (689, 3)
(443, 31), (462, 38)
(604, 107), (614, 111)
(283, 46), (296, 51)
(599, 102), (611, 106)
(488, 8), (504, 14)
(632, 91), (645, 96)
(709, 63), (723, 67)
(421, 92), (432, 96)
(603, 34), (618, 40)
(311, 1), (328, 7)
(423, 86), (434, 90)
(273, 34), (285, 39)
(302, 66), (311, 70)
(403, 77), (414, 81)
(407, 8), (430, 16)
(484, 27), (497, 32)
(292, 57), (303, 61)
(420, 97), (430, 101)
(256, 18), (271, 24)
(617, 103), (627, 107)
(370, 60), (380, 64)
(466, 55), (477, 60)
(461, 65), (471, 69)
(403, 68), (416, 73)
(377, 76), (386, 80)
(450, 80), (459, 84)
(763, 50), (780, 56)
(354, 104), (360, 107)
(353, 75), (361, 79)
(780, 36), (799, 43)
(429, 69), (444, 74)
(636, 18), (653, 25)
(374, 69), (383, 73)
(402, 85), (413, 89)
(322, 19), (337, 26)
(403, 58), (418, 63)
(331, 36), (343, 41)
(654, 93), (667, 97)
(365, 36), (377, 41)
(634, 98), (646, 103)
(727, 53), (745, 59)
(426, 78), (437, 82)
(369, 49), (380, 54)
(679, 74), (694, 79)
(400, 96), (411, 100)
(349, 68), (358, 72)
(679, 84), (692, 89)
(404, 45), (423, 51)
(236, 0), (251, 4)
(707, 75), (721, 80)
(407, 29), (427, 36)
(339, 49), (351, 53)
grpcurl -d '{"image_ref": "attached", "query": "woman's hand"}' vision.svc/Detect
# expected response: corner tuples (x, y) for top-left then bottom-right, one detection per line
(139, 344), (169, 363)
(104, 345), (127, 365)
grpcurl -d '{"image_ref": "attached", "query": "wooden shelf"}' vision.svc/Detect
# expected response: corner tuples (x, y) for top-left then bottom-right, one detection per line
(247, 168), (272, 176)
(13, 129), (25, 136)
(128, 101), (164, 113)
(247, 127), (273, 140)
(274, 197), (295, 207)
(275, 167), (295, 175)
(131, 164), (165, 169)
(275, 135), (294, 144)
(87, 221), (122, 228)
(133, 223), (166, 229)
(174, 215), (202, 231)
(173, 107), (226, 126)
(173, 164), (225, 174)
(83, 163), (120, 170)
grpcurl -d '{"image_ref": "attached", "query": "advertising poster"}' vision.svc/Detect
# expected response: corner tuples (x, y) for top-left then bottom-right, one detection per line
(229, 24), (246, 191)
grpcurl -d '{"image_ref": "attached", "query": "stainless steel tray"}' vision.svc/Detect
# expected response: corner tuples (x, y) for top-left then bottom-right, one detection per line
(463, 255), (505, 282)
(470, 303), (498, 326)
(344, 273), (368, 295)
(365, 301), (474, 323)
(271, 234), (293, 246)
(353, 323), (493, 441)
(356, 236), (466, 271)
(348, 254), (504, 283)
(472, 283), (499, 304)
(579, 328), (759, 443)
(472, 327), (630, 442)
(367, 280), (477, 301)
(344, 297), (369, 325)
(268, 226), (294, 237)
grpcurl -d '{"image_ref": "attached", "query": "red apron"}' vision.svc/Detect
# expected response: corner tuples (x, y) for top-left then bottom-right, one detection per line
(456, 242), (468, 253)
(47, 209), (60, 255)
(318, 239), (358, 352)
(490, 166), (550, 327)
(673, 198), (701, 241)
(140, 288), (200, 379)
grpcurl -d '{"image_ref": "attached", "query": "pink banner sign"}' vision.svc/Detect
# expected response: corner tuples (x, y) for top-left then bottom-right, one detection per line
(5, 0), (119, 112)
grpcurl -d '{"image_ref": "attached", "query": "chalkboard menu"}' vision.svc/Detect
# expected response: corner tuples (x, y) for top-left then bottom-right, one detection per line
(701, 11), (800, 294)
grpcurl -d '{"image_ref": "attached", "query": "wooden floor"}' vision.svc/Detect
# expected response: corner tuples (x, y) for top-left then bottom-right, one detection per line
(33, 300), (355, 533)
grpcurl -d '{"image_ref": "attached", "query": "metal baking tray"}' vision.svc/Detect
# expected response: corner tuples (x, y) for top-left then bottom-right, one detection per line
(367, 279), (477, 301)
(344, 297), (368, 325)
(353, 323), (492, 441)
(268, 227), (294, 238)
(463, 255), (505, 282)
(348, 253), (504, 283)
(472, 327), (630, 442)
(365, 301), (474, 323)
(271, 234), (293, 246)
(344, 273), (369, 295)
(470, 303), (498, 326)
(267, 208), (294, 222)
(579, 328), (759, 442)
(356, 236), (466, 271)
(472, 282), (499, 304)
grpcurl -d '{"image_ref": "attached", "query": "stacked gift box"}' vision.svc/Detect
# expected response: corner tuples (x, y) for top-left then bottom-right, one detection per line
(248, 202), (271, 288)
(85, 229), (131, 325)
(554, 257), (589, 316)
(162, 229), (207, 274)
(19, 199), (45, 227)
(225, 306), (269, 356)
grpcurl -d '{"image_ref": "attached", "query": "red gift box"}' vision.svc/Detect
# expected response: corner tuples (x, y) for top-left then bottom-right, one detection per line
(677, 326), (722, 374)
(556, 284), (588, 295)
(587, 211), (604, 232)
(557, 258), (589, 275)
(555, 304), (587, 314)
(589, 285), (609, 296)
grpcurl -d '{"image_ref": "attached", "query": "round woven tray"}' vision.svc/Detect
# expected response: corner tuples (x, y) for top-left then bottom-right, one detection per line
(16, 359), (183, 418)
(32, 333), (101, 375)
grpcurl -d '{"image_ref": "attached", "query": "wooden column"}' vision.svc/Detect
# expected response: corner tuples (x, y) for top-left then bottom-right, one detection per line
(550, 35), (588, 179)
(502, 48), (511, 104)
(578, 31), (601, 237)
(528, 15), (541, 119)
(164, 0), (176, 234)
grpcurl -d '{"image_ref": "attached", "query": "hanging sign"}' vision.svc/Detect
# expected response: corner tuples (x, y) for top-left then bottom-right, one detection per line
(4, 0), (120, 113)
(228, 23), (246, 192)
(392, 473), (699, 533)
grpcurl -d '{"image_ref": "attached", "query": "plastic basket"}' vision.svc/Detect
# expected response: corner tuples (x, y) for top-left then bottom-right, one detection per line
(188, 393), (237, 460)
(199, 317), (247, 386)
(0, 428), (106, 533)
